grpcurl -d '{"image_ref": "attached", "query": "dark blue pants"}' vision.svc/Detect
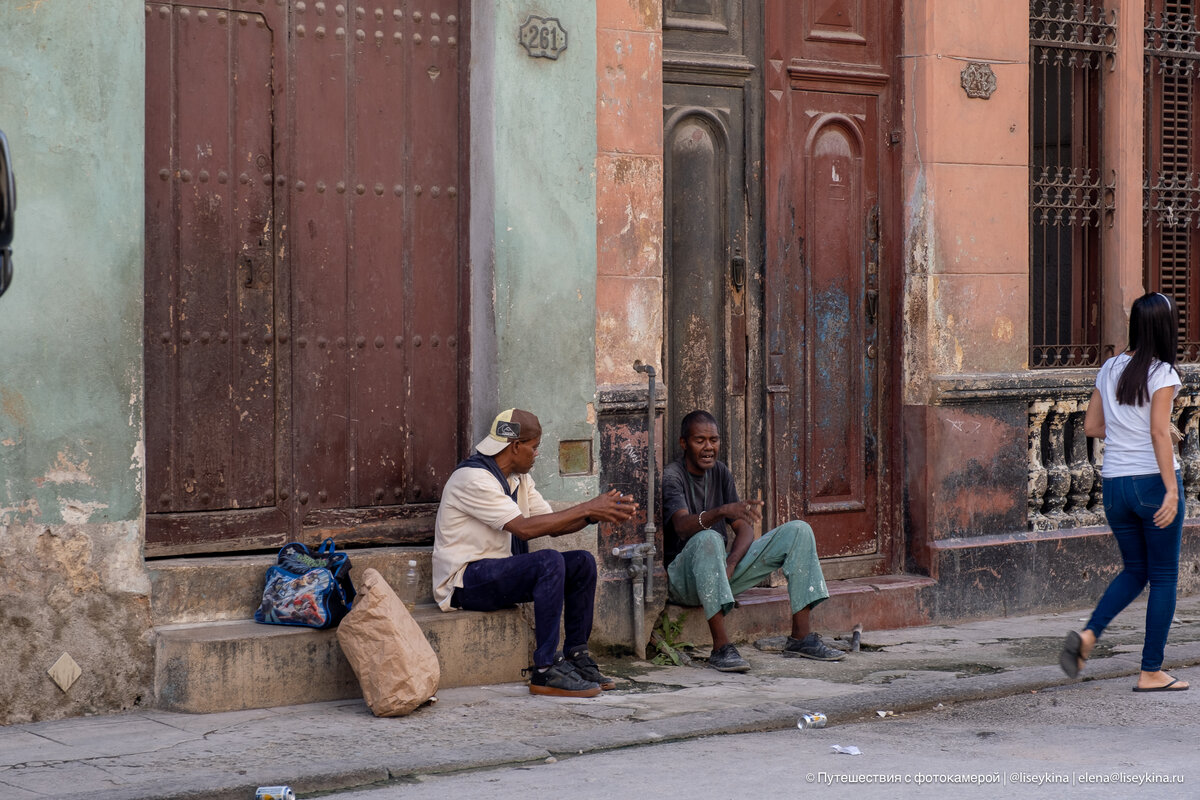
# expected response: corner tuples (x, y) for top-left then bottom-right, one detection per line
(1087, 471), (1185, 672)
(454, 549), (597, 668)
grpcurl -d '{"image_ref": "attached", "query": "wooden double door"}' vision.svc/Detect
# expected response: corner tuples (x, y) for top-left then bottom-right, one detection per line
(664, 0), (899, 577)
(144, 1), (468, 555)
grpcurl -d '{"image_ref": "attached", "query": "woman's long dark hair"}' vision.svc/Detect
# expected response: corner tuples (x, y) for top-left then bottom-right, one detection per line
(1115, 292), (1179, 406)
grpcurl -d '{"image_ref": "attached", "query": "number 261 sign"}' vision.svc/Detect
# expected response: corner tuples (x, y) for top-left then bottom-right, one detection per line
(519, 15), (567, 60)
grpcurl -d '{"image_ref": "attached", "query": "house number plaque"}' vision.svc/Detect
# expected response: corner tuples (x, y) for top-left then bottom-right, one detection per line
(519, 15), (567, 60)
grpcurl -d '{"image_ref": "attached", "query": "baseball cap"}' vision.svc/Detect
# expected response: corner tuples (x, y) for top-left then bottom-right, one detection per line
(475, 408), (541, 456)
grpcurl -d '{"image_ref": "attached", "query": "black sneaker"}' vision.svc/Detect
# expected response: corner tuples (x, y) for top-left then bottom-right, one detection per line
(708, 643), (751, 673)
(526, 655), (601, 697)
(783, 632), (846, 661)
(567, 648), (617, 690)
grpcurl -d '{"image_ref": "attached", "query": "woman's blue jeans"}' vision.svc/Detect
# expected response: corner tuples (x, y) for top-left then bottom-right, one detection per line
(1086, 470), (1184, 672)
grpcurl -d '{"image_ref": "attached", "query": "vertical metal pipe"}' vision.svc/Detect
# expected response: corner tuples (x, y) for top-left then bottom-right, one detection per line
(633, 361), (658, 658)
(643, 365), (656, 603)
(632, 565), (646, 660)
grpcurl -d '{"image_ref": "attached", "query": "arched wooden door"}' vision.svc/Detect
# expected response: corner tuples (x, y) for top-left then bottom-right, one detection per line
(764, 0), (899, 577)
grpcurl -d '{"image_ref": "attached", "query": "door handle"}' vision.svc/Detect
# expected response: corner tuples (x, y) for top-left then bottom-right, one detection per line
(731, 250), (746, 290)
(866, 288), (878, 325)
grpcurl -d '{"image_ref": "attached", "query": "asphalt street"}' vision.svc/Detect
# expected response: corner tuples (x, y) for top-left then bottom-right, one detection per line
(321, 665), (1200, 800)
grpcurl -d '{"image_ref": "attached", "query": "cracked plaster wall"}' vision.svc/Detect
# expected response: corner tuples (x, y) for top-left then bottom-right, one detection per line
(0, 0), (150, 723)
(901, 1), (1030, 405)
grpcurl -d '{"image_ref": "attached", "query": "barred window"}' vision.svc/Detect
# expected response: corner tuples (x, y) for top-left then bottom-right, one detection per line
(1145, 2), (1200, 361)
(1030, 0), (1115, 368)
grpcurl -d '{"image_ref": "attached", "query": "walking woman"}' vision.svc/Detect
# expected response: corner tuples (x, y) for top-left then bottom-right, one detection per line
(1060, 292), (1188, 692)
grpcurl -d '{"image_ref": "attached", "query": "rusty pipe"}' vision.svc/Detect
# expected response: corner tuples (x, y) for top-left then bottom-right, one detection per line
(633, 362), (657, 605)
(629, 560), (646, 660)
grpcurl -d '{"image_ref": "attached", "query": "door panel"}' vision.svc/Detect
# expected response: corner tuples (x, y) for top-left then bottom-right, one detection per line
(404, 8), (465, 505)
(664, 104), (735, 448)
(144, 6), (280, 535)
(663, 3), (761, 493)
(765, 0), (895, 573)
(289, 0), (355, 515)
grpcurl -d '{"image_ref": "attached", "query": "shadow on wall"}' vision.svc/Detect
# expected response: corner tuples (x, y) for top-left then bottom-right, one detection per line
(0, 128), (14, 297)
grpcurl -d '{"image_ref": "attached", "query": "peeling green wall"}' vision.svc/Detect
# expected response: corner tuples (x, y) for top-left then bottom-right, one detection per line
(0, 0), (145, 526)
(473, 2), (599, 502)
(0, 0), (150, 724)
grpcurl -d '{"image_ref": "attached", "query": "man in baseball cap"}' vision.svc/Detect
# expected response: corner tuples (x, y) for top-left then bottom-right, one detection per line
(433, 408), (638, 697)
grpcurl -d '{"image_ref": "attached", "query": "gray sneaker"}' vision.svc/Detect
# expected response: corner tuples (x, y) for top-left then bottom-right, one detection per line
(783, 632), (845, 661)
(567, 648), (617, 690)
(708, 643), (751, 673)
(526, 656), (601, 697)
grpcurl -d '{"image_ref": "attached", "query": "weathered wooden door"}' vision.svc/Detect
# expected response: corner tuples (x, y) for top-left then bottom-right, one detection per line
(663, 1), (764, 495)
(764, 0), (898, 577)
(145, 2), (467, 555)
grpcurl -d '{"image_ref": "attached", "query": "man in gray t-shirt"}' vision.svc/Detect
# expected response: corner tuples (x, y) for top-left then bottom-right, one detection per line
(662, 410), (843, 672)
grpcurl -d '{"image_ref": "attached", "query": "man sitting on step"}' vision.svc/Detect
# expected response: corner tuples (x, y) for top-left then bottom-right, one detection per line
(433, 408), (639, 697)
(662, 410), (844, 672)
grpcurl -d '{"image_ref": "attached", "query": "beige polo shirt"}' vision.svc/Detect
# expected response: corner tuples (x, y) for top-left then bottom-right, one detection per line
(432, 465), (553, 611)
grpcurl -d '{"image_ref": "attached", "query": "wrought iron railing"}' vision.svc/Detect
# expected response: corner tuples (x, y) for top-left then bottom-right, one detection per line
(1029, 0), (1117, 370)
(1145, 3), (1200, 361)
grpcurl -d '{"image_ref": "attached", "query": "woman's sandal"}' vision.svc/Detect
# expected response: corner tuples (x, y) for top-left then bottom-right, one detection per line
(1059, 630), (1086, 678)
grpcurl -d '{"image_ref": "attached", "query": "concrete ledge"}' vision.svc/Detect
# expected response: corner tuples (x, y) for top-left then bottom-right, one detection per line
(152, 605), (534, 713)
(925, 522), (1200, 622)
(665, 574), (938, 647)
(148, 547), (435, 626)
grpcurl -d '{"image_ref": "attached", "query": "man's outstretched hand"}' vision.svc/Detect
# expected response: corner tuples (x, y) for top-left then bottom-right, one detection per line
(721, 499), (763, 526)
(585, 489), (639, 523)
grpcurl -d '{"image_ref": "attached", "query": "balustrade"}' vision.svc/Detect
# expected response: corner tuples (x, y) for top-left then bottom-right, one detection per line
(1028, 390), (1200, 529)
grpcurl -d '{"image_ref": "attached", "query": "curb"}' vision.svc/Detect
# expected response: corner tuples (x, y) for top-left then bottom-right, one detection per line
(81, 642), (1200, 800)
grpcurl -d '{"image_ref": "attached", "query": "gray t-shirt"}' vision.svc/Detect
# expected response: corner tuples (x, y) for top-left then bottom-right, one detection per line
(661, 457), (739, 566)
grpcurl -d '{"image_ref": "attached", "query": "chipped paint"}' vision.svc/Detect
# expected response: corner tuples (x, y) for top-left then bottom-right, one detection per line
(39, 451), (94, 486)
(0, 496), (41, 523)
(59, 500), (109, 525)
(1, 386), (30, 427)
(0, 0), (152, 724)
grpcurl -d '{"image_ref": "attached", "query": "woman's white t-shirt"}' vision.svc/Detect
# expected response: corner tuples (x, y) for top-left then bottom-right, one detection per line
(1095, 352), (1181, 478)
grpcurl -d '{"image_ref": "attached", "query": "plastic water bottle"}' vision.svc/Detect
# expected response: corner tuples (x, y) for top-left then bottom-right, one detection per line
(797, 712), (827, 730)
(403, 559), (420, 611)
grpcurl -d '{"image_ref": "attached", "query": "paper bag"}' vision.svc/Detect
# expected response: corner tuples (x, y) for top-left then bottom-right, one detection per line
(336, 567), (440, 717)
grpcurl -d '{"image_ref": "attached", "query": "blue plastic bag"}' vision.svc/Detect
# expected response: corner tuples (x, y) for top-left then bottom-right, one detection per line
(254, 538), (356, 629)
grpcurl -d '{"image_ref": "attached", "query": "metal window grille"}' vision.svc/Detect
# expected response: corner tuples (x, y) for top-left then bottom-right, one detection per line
(1030, 0), (1116, 368)
(1145, 2), (1200, 361)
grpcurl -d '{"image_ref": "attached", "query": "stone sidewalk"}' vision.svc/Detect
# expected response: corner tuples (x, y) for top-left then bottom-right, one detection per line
(5, 595), (1200, 800)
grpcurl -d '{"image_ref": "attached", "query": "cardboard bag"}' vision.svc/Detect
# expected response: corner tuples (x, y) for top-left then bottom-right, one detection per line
(336, 567), (440, 717)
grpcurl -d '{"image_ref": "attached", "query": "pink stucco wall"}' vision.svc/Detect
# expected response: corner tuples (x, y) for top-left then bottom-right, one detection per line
(595, 0), (663, 388)
(902, 0), (1030, 387)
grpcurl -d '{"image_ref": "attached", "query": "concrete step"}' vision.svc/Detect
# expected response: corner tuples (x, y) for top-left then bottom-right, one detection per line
(153, 605), (535, 713)
(150, 546), (536, 713)
(148, 546), (435, 626)
(665, 574), (938, 649)
(148, 547), (933, 713)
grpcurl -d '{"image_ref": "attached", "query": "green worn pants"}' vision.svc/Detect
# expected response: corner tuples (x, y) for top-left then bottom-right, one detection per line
(666, 520), (829, 621)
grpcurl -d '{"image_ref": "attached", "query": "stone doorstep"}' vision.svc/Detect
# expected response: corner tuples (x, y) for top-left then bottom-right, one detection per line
(665, 574), (938, 651)
(149, 546), (935, 713)
(152, 605), (534, 714)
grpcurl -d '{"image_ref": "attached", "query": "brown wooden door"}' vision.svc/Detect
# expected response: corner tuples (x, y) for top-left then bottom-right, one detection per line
(764, 0), (898, 577)
(145, 2), (467, 555)
(662, 0), (764, 495)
